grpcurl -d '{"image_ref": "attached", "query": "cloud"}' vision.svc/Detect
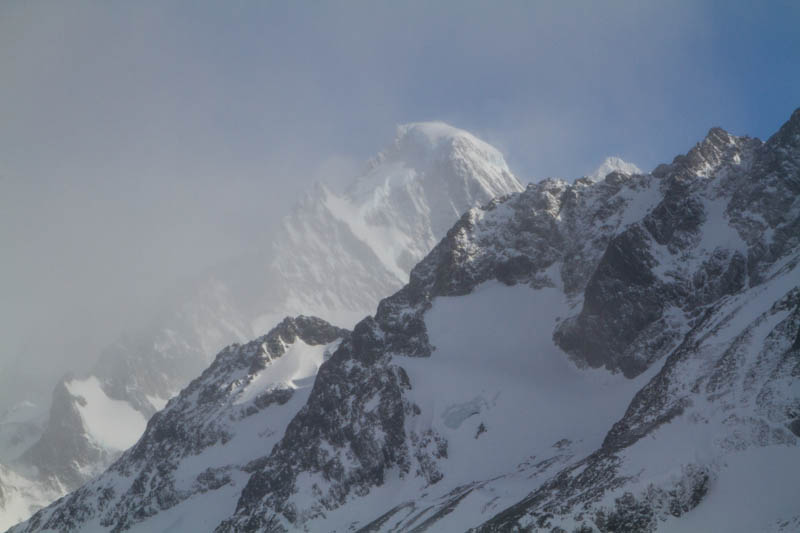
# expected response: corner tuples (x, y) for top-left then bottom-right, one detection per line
(1, 1), (798, 406)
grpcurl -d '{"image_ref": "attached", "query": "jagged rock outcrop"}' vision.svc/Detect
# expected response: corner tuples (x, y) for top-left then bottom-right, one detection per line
(555, 127), (764, 377)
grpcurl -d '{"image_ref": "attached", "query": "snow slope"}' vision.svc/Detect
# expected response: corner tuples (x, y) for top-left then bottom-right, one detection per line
(63, 377), (146, 452)
(402, 282), (644, 486)
(317, 281), (659, 532)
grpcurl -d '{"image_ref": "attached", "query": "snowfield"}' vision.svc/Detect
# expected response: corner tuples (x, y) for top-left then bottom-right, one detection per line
(403, 281), (649, 488)
(64, 377), (147, 452)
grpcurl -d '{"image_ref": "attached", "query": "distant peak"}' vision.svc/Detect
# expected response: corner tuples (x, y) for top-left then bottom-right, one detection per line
(396, 121), (478, 146)
(588, 156), (642, 182)
(352, 121), (520, 198)
(390, 121), (506, 162)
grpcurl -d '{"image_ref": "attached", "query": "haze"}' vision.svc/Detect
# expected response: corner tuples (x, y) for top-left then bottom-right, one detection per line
(1, 1), (798, 408)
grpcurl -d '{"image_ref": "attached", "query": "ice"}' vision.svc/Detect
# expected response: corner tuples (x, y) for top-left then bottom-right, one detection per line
(441, 395), (491, 429)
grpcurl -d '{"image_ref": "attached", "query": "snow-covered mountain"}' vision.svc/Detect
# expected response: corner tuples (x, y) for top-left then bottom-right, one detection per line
(12, 108), (799, 532)
(588, 156), (642, 182)
(0, 122), (523, 528)
(258, 121), (523, 330)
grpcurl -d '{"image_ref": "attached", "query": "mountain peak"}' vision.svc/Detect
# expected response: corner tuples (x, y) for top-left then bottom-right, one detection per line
(395, 121), (487, 150)
(702, 126), (735, 149)
(383, 121), (511, 172)
(343, 123), (517, 196)
(268, 121), (523, 329)
(588, 156), (642, 181)
(345, 122), (522, 238)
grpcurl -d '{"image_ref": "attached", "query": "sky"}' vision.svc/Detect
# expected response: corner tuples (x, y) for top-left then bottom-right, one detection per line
(1, 1), (799, 405)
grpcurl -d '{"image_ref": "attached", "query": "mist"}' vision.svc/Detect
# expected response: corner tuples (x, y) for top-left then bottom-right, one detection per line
(1, 1), (798, 408)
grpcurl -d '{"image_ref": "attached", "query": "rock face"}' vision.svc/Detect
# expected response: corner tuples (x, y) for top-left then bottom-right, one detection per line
(10, 109), (800, 533)
(554, 129), (763, 377)
(0, 122), (523, 526)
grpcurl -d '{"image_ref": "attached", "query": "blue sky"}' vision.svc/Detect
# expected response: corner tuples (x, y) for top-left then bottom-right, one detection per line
(0, 1), (798, 395)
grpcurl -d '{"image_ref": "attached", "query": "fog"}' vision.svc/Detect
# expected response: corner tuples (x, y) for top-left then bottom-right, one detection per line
(1, 1), (798, 408)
